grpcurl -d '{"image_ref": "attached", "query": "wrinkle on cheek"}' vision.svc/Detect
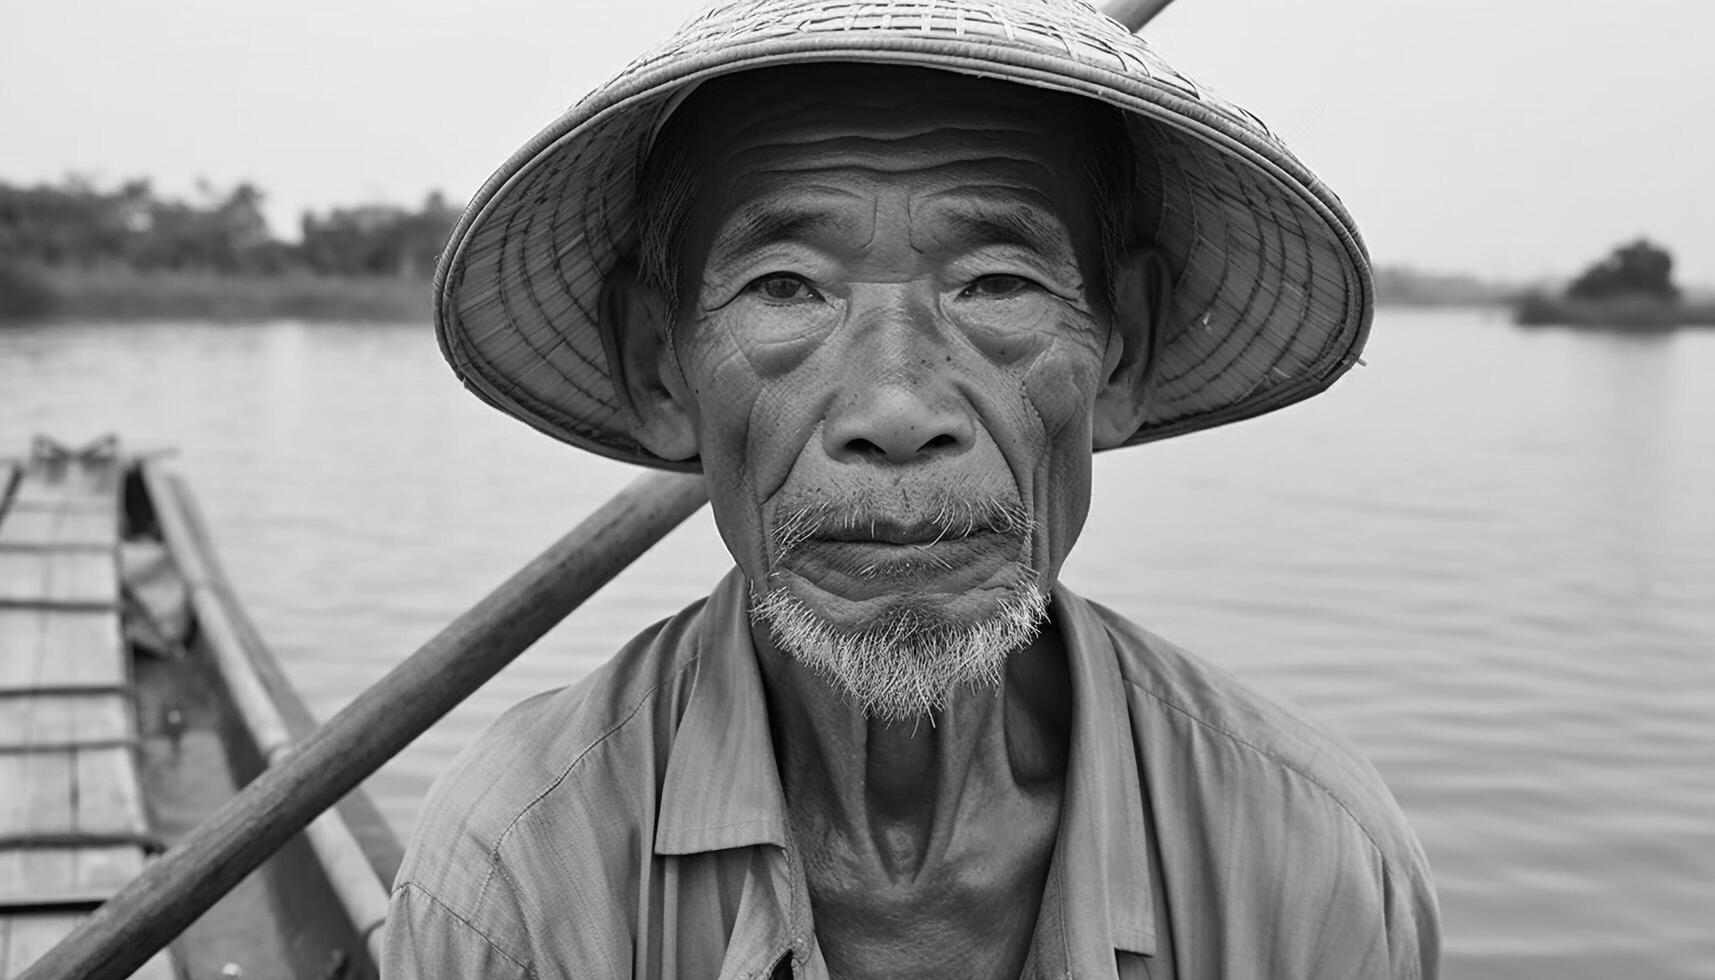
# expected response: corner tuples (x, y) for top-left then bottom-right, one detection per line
(1022, 340), (1102, 448)
(677, 316), (836, 574)
(679, 344), (758, 482)
(747, 380), (827, 503)
(1011, 310), (1104, 436)
(681, 310), (799, 397)
(963, 308), (1100, 457)
(942, 297), (1093, 370)
(1010, 370), (1049, 578)
(935, 363), (1046, 568)
(704, 304), (837, 379)
(1017, 352), (1098, 581)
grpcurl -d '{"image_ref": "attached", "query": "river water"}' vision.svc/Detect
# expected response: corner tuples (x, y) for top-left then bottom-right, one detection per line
(2, 310), (1711, 978)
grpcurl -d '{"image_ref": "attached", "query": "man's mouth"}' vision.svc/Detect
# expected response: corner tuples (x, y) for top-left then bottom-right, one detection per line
(778, 511), (1028, 591)
(809, 527), (1002, 572)
(790, 530), (1016, 585)
(776, 494), (1032, 551)
(815, 518), (972, 548)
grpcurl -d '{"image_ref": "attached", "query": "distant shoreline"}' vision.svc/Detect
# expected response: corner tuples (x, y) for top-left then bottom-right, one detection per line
(1, 264), (433, 323)
(10, 262), (1640, 325)
(2, 263), (1526, 325)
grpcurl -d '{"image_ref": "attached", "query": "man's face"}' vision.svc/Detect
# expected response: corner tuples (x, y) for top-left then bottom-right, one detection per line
(647, 68), (1129, 708)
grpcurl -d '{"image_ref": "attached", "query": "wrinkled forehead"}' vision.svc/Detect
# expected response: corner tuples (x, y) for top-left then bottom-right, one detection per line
(666, 62), (1104, 151)
(654, 64), (1112, 254)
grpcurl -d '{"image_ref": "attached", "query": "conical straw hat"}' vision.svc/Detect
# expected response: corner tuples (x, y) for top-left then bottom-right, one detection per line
(436, 0), (1372, 470)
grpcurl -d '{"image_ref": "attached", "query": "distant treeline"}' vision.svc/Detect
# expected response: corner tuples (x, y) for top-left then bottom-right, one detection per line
(1372, 266), (1520, 307)
(1566, 239), (1678, 301)
(10, 174), (1667, 321)
(1, 176), (459, 277)
(0, 176), (460, 320)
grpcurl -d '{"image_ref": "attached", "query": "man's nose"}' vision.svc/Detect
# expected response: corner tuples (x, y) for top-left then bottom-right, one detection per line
(821, 300), (974, 464)
(823, 382), (975, 463)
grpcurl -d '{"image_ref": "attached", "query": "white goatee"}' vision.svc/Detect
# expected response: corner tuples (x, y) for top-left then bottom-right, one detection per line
(751, 570), (1048, 722)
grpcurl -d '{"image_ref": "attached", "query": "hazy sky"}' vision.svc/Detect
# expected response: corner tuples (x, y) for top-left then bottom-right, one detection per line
(4, 0), (1711, 284)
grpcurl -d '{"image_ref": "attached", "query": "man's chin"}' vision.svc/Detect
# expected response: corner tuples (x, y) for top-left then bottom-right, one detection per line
(776, 531), (1028, 607)
(750, 568), (1049, 721)
(768, 556), (1033, 632)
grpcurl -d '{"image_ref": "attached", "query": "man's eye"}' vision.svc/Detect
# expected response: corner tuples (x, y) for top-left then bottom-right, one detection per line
(961, 274), (1035, 299)
(746, 274), (821, 302)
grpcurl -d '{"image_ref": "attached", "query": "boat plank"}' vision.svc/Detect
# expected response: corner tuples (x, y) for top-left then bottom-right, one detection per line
(0, 694), (129, 746)
(0, 552), (117, 608)
(0, 695), (35, 747)
(85, 693), (132, 743)
(132, 952), (178, 980)
(0, 452), (161, 979)
(0, 611), (124, 693)
(13, 849), (78, 903)
(0, 847), (139, 907)
(73, 845), (145, 897)
(55, 612), (124, 689)
(0, 508), (117, 550)
(0, 750), (73, 836)
(0, 611), (43, 690)
(74, 748), (146, 837)
(0, 759), (22, 836)
(0, 852), (19, 905)
(8, 461), (118, 507)
(0, 913), (83, 978)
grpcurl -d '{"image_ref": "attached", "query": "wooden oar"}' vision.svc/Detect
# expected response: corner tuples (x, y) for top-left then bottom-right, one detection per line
(1105, 0), (1176, 30)
(17, 468), (709, 980)
(16, 3), (1176, 977)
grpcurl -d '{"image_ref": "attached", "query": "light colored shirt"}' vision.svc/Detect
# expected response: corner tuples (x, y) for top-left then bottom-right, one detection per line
(384, 569), (1438, 979)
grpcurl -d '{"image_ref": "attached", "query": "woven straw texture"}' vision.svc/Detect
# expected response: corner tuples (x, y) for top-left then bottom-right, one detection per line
(436, 0), (1373, 470)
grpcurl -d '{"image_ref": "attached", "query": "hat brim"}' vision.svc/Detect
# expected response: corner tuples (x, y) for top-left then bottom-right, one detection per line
(436, 1), (1373, 471)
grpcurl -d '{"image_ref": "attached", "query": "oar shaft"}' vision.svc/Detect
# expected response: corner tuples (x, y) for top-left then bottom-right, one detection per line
(1104, 0), (1176, 31)
(18, 469), (709, 980)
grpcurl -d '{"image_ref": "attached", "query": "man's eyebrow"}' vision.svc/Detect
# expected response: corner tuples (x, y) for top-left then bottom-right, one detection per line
(931, 206), (1078, 263)
(707, 202), (859, 262)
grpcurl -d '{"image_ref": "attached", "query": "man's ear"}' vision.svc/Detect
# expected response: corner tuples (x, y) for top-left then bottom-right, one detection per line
(1092, 246), (1172, 450)
(596, 262), (699, 461)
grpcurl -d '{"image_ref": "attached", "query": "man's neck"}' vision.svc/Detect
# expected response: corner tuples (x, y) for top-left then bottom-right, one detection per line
(755, 625), (1071, 847)
(751, 614), (1073, 977)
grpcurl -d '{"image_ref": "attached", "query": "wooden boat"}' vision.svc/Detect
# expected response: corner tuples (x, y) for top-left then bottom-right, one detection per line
(0, 437), (400, 979)
(4, 449), (703, 980)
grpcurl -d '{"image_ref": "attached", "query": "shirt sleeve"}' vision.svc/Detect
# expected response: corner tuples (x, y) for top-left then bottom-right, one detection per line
(1384, 858), (1442, 980)
(382, 881), (535, 980)
(1297, 815), (1441, 980)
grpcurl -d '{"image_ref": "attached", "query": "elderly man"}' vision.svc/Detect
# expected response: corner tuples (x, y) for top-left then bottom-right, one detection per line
(385, 0), (1438, 977)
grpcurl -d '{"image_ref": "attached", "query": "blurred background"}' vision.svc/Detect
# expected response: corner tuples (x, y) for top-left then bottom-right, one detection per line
(2, 1), (1712, 977)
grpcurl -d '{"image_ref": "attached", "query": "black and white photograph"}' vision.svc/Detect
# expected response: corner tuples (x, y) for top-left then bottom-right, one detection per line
(1, 0), (1710, 977)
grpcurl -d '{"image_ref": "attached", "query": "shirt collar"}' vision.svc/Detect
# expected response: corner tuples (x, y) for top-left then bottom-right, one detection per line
(654, 568), (791, 855)
(652, 570), (1158, 967)
(1047, 582), (1159, 967)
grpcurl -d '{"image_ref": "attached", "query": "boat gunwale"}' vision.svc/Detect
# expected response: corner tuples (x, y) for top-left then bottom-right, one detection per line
(133, 458), (400, 972)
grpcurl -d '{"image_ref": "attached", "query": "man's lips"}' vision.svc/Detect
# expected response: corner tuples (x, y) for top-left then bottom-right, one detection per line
(782, 526), (1024, 593)
(813, 518), (970, 547)
(769, 495), (1034, 601)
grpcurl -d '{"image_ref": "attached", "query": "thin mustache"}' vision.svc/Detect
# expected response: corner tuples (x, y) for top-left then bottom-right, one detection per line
(772, 493), (1035, 561)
